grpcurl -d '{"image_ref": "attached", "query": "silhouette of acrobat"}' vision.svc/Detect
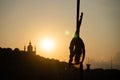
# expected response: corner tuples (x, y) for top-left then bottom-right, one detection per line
(69, 0), (85, 67)
(69, 12), (85, 65)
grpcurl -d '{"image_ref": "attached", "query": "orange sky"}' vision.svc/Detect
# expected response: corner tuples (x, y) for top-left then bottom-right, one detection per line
(0, 0), (120, 69)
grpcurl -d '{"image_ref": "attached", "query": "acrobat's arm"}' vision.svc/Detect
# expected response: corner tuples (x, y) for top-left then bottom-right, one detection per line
(81, 48), (85, 63)
(81, 39), (85, 63)
(69, 38), (75, 65)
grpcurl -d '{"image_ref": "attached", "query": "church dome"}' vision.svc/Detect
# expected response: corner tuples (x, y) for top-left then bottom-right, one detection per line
(27, 42), (33, 53)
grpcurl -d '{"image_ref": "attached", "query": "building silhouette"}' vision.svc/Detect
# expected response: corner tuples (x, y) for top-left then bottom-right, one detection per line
(24, 41), (36, 55)
(86, 64), (91, 71)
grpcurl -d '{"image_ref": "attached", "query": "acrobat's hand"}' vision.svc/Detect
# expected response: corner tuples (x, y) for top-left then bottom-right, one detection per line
(68, 60), (73, 68)
(68, 62), (72, 68)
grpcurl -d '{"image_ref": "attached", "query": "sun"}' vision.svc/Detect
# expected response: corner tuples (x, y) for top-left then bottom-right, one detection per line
(40, 38), (54, 52)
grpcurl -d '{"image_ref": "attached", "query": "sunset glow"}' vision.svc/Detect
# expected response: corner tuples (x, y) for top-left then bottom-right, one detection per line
(0, 0), (120, 69)
(40, 38), (55, 52)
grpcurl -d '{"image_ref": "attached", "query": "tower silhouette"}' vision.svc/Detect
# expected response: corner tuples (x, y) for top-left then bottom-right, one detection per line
(27, 41), (33, 53)
(24, 45), (26, 51)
